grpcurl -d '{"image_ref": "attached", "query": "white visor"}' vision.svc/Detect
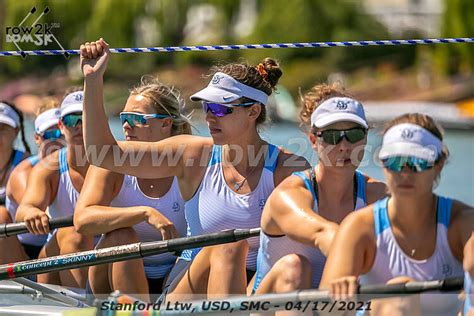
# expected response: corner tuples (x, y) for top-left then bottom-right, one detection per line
(379, 123), (443, 163)
(310, 97), (368, 129)
(60, 91), (84, 117)
(0, 102), (20, 128)
(190, 72), (269, 105)
(35, 108), (61, 134)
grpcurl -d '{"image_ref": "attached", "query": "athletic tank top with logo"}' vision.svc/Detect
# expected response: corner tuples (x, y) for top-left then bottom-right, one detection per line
(254, 169), (367, 291)
(6, 155), (47, 246)
(110, 175), (187, 279)
(360, 196), (464, 316)
(180, 144), (279, 271)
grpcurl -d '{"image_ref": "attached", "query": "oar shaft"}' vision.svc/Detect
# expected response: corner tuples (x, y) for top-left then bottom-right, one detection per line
(0, 228), (260, 280)
(0, 216), (74, 238)
(160, 277), (464, 315)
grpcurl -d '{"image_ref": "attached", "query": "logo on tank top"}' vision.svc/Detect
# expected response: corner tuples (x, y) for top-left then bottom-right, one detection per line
(442, 264), (452, 277)
(259, 199), (266, 211)
(172, 202), (180, 212)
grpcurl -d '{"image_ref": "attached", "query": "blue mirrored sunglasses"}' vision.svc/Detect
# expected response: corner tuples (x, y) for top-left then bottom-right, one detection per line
(40, 129), (62, 140)
(202, 101), (256, 117)
(61, 113), (82, 127)
(119, 112), (174, 128)
(382, 156), (436, 173)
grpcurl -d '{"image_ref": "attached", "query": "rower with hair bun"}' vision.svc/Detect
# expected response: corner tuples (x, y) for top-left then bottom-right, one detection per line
(79, 38), (309, 299)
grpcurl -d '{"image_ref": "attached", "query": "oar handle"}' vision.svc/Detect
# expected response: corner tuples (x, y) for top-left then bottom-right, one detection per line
(0, 216), (74, 238)
(358, 276), (464, 295)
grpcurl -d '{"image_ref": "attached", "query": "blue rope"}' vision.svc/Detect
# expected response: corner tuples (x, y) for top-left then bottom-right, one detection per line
(1, 37), (473, 57)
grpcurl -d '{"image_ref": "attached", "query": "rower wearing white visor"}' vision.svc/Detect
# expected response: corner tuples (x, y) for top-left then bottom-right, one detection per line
(79, 38), (309, 299)
(252, 84), (386, 300)
(4, 98), (63, 262)
(74, 78), (190, 301)
(321, 113), (474, 316)
(0, 101), (31, 265)
(16, 89), (95, 289)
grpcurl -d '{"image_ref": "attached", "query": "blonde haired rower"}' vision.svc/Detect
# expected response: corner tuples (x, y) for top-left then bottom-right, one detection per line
(75, 78), (191, 300)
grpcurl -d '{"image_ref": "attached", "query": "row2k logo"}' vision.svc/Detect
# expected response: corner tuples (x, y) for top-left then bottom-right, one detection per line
(5, 7), (68, 59)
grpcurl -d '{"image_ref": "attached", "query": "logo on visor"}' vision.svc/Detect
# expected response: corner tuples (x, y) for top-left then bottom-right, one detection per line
(74, 93), (83, 102)
(55, 109), (61, 116)
(211, 75), (225, 85)
(335, 100), (350, 110)
(401, 129), (414, 140)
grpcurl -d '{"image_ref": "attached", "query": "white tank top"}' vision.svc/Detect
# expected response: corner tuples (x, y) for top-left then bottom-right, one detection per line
(254, 169), (367, 291)
(360, 196), (464, 316)
(180, 144), (279, 271)
(110, 175), (187, 279)
(48, 148), (79, 218)
(6, 155), (47, 246)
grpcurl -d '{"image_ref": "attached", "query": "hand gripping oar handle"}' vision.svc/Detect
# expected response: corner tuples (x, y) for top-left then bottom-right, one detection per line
(0, 228), (260, 280)
(0, 216), (74, 238)
(358, 276), (464, 295)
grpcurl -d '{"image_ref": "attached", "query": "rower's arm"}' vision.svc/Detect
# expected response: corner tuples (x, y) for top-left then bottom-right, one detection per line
(74, 166), (147, 235)
(81, 38), (210, 179)
(448, 203), (474, 275)
(75, 166), (179, 240)
(16, 160), (57, 234)
(6, 162), (30, 209)
(319, 208), (374, 289)
(262, 175), (338, 257)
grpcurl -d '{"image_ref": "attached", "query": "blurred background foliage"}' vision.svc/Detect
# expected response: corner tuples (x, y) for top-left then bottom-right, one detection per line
(0, 0), (472, 112)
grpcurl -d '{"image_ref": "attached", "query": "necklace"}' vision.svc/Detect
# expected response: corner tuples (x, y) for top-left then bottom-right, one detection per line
(224, 147), (259, 192)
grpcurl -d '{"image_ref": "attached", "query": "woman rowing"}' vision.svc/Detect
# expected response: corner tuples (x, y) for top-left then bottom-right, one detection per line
(74, 78), (190, 300)
(3, 98), (63, 263)
(16, 89), (94, 288)
(0, 101), (31, 264)
(252, 84), (386, 298)
(80, 38), (309, 298)
(320, 113), (474, 316)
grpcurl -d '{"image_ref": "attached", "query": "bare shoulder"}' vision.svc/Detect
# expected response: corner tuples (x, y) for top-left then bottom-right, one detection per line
(449, 199), (474, 231)
(364, 175), (388, 204)
(273, 147), (310, 185)
(32, 150), (61, 178)
(339, 204), (376, 238)
(7, 159), (34, 187)
(6, 159), (34, 201)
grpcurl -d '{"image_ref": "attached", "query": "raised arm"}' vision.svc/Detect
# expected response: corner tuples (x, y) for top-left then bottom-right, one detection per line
(262, 174), (338, 257)
(15, 159), (57, 235)
(74, 165), (178, 240)
(80, 39), (210, 179)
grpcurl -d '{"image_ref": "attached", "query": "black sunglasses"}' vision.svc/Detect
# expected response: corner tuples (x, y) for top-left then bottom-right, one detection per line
(315, 127), (367, 145)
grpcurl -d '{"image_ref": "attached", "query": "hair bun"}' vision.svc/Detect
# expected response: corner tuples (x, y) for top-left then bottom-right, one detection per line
(260, 58), (282, 89)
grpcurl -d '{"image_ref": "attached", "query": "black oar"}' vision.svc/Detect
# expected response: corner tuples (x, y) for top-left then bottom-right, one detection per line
(158, 277), (464, 315)
(0, 216), (74, 238)
(0, 228), (260, 280)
